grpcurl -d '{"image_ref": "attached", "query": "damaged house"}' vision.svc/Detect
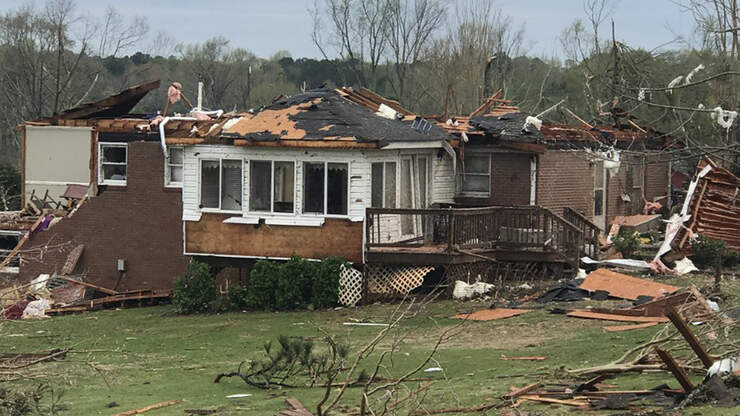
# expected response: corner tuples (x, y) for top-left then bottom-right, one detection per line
(2, 81), (189, 294)
(1, 82), (679, 305)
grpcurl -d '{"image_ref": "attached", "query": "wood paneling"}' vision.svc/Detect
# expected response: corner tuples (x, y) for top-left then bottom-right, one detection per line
(186, 214), (364, 263)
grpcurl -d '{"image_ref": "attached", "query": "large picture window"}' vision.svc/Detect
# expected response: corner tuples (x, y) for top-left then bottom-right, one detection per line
(165, 147), (184, 187)
(249, 160), (295, 213)
(303, 162), (348, 216)
(458, 153), (491, 195)
(200, 159), (242, 211)
(99, 143), (127, 185)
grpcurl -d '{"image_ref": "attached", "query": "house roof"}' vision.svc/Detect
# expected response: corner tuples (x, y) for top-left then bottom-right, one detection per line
(43, 80), (161, 121)
(214, 88), (450, 148)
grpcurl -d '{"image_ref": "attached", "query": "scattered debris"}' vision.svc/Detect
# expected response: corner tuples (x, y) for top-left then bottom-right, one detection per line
(603, 322), (659, 332)
(612, 214), (662, 232)
(452, 280), (494, 300)
(452, 308), (532, 321)
(278, 397), (312, 416)
(500, 355), (547, 361)
(578, 268), (679, 301)
(567, 310), (669, 323)
(423, 367), (443, 373)
(225, 394), (251, 399)
(112, 399), (182, 416)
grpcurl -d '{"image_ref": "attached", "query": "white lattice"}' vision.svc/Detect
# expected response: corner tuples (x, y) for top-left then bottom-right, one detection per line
(366, 265), (434, 295)
(339, 265), (363, 306)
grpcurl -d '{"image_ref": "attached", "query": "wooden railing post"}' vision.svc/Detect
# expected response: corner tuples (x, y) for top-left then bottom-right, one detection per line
(447, 209), (455, 253)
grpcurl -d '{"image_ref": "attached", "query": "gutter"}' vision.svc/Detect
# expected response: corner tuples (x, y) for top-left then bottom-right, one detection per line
(159, 116), (197, 158)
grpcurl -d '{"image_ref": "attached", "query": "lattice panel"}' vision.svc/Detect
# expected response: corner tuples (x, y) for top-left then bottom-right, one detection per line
(338, 265), (363, 307)
(365, 265), (434, 295)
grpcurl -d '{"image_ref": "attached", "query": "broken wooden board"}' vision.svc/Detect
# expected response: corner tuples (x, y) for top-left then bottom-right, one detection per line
(612, 214), (662, 232)
(579, 268), (679, 301)
(500, 355), (547, 361)
(60, 244), (84, 275)
(603, 322), (659, 332)
(452, 308), (532, 321)
(112, 399), (181, 416)
(567, 310), (669, 323)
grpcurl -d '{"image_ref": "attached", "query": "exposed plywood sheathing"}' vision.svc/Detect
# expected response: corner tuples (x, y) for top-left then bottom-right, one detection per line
(579, 268), (679, 301)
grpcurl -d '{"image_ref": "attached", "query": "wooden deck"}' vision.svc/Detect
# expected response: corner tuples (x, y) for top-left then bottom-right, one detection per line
(365, 206), (594, 268)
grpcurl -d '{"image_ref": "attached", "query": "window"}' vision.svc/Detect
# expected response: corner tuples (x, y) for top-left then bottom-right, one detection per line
(99, 143), (127, 185)
(249, 160), (295, 213)
(165, 147), (184, 187)
(371, 162), (397, 208)
(303, 162), (349, 215)
(631, 161), (644, 189)
(200, 159), (243, 211)
(594, 162), (605, 217)
(458, 153), (490, 195)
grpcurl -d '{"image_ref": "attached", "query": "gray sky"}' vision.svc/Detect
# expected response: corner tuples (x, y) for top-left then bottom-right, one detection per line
(0, 0), (696, 59)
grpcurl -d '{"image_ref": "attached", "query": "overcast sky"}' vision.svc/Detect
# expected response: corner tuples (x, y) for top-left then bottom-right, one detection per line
(0, 0), (697, 59)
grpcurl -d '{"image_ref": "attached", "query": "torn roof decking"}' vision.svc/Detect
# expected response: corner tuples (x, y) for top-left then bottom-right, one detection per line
(676, 158), (740, 252)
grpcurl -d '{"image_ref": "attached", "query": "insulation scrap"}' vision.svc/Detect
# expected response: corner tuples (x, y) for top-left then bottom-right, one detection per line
(579, 268), (679, 301)
(452, 308), (532, 321)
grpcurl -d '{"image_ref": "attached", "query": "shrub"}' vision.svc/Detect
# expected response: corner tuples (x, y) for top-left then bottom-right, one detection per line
(613, 229), (640, 258)
(172, 260), (216, 314)
(313, 257), (344, 308)
(690, 234), (737, 269)
(244, 256), (346, 311)
(227, 284), (249, 310)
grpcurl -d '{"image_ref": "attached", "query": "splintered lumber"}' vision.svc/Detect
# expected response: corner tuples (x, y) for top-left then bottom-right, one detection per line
(665, 305), (714, 368)
(452, 308), (532, 321)
(567, 310), (668, 323)
(518, 395), (589, 408)
(0, 215), (44, 270)
(500, 355), (547, 361)
(278, 398), (313, 416)
(574, 374), (610, 392)
(502, 382), (541, 400)
(56, 276), (119, 295)
(112, 399), (181, 416)
(655, 347), (694, 392)
(604, 322), (659, 332)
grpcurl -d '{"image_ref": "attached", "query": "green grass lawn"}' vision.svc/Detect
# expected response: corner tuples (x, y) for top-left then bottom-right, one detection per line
(2, 273), (737, 415)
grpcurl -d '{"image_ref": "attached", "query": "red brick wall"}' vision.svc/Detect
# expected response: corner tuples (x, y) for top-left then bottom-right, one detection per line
(536, 151), (593, 218)
(19, 141), (188, 290)
(455, 151), (531, 206)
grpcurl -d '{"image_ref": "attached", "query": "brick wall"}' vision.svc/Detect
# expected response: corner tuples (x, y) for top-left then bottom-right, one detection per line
(19, 141), (188, 290)
(455, 151), (531, 206)
(536, 151), (593, 218)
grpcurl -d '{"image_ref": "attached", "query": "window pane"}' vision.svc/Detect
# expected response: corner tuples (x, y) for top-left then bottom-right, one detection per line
(169, 147), (184, 165)
(595, 162), (605, 188)
(170, 166), (183, 183)
(303, 162), (325, 213)
(417, 158), (427, 208)
(594, 189), (604, 216)
(400, 159), (412, 209)
(327, 163), (348, 215)
(462, 175), (489, 193)
(464, 155), (488, 174)
(221, 160), (242, 211)
(201, 160), (220, 208)
(273, 162), (295, 213)
(384, 162), (396, 208)
(103, 146), (126, 163)
(103, 164), (126, 181)
(250, 161), (271, 211)
(371, 163), (383, 207)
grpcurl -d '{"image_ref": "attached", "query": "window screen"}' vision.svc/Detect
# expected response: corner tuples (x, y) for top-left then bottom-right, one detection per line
(250, 161), (271, 211)
(100, 144), (127, 183)
(459, 154), (490, 194)
(273, 162), (295, 213)
(303, 162), (325, 214)
(327, 163), (348, 215)
(200, 160), (220, 208)
(167, 147), (184, 185)
(221, 160), (242, 211)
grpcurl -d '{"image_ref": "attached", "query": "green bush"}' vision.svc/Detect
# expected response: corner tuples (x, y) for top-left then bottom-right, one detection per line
(243, 256), (346, 311)
(172, 260), (216, 314)
(227, 284), (249, 310)
(613, 229), (640, 258)
(690, 234), (738, 269)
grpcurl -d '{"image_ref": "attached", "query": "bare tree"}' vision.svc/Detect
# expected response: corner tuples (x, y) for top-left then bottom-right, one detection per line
(385, 0), (447, 104)
(96, 6), (149, 57)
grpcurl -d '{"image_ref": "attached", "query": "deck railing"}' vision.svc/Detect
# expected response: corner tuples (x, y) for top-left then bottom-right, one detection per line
(561, 207), (601, 258)
(365, 206), (584, 267)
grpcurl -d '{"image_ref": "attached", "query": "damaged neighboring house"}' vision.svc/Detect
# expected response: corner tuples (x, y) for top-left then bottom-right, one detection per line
(433, 97), (676, 235)
(2, 80), (189, 292)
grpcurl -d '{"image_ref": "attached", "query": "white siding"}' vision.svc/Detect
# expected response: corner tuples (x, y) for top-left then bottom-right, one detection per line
(432, 153), (455, 204)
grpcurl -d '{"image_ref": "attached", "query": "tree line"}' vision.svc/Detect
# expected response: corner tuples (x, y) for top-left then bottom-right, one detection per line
(1, 0), (739, 196)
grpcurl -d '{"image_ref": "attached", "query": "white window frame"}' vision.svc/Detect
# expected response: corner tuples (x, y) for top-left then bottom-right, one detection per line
(457, 153), (491, 197)
(165, 146), (184, 188)
(248, 159), (297, 215)
(371, 161), (398, 208)
(198, 158), (244, 214)
(301, 160), (351, 218)
(98, 142), (128, 186)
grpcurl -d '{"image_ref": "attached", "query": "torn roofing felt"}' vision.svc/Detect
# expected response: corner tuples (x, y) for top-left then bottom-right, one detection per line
(225, 88), (449, 146)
